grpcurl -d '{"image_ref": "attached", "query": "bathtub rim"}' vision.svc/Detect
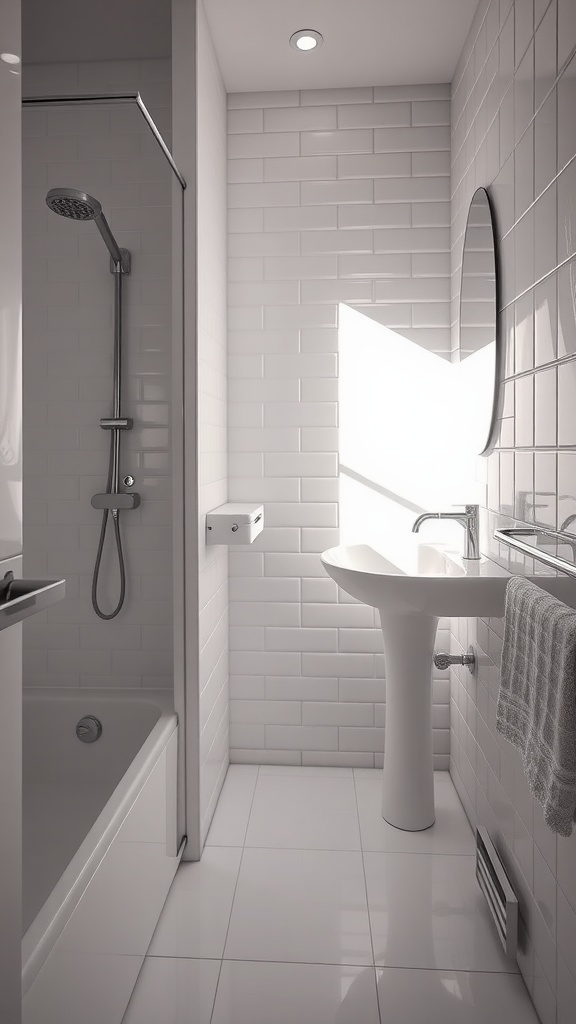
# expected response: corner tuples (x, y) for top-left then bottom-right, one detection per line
(22, 688), (178, 995)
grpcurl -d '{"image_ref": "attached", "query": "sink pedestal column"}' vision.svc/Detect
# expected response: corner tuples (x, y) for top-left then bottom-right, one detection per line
(379, 612), (438, 830)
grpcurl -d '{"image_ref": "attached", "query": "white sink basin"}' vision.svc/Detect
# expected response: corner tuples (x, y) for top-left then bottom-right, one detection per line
(320, 538), (576, 833)
(321, 539), (576, 618)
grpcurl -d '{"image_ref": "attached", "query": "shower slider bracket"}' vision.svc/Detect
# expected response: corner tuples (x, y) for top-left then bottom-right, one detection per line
(100, 417), (133, 430)
(91, 492), (141, 511)
(109, 249), (131, 275)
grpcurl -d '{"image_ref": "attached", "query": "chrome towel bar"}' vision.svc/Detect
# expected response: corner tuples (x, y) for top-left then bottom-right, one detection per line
(495, 526), (576, 580)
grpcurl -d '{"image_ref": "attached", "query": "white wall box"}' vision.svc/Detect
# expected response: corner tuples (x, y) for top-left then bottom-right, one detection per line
(207, 504), (264, 545)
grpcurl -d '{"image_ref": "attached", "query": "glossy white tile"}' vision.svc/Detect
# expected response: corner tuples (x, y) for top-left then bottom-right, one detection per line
(558, 0), (576, 69)
(374, 126), (450, 152)
(364, 852), (517, 971)
(258, 764), (352, 777)
(535, 367), (557, 447)
(213, 961), (380, 1024)
(558, 360), (576, 445)
(123, 958), (220, 1024)
(375, 968), (539, 1023)
(224, 848), (373, 965)
(301, 129), (374, 156)
(228, 108), (263, 134)
(228, 132), (299, 160)
(339, 103), (409, 129)
(534, 277), (558, 365)
(264, 106), (337, 133)
(205, 766), (259, 847)
(264, 155), (337, 182)
(148, 847), (242, 958)
(535, 1), (557, 112)
(356, 771), (475, 854)
(557, 259), (576, 358)
(244, 773), (361, 849)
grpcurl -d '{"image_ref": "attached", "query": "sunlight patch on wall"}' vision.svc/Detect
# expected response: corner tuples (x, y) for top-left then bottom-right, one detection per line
(339, 303), (480, 548)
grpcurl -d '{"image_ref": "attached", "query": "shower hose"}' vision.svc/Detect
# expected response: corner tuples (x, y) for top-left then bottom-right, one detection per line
(91, 431), (126, 620)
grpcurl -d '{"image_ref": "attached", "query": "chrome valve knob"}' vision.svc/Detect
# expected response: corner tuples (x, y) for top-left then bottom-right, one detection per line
(434, 648), (476, 672)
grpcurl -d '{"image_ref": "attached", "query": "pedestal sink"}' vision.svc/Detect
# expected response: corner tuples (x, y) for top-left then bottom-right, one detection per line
(320, 539), (576, 831)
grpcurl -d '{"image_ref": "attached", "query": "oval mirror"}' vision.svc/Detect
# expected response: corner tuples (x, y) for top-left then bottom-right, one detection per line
(459, 187), (500, 456)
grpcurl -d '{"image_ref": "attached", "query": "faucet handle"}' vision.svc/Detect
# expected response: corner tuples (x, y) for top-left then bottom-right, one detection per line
(464, 503), (479, 517)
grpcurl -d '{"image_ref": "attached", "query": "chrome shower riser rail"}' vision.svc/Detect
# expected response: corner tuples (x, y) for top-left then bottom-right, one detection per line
(44, 179), (140, 619)
(495, 526), (576, 579)
(22, 92), (186, 189)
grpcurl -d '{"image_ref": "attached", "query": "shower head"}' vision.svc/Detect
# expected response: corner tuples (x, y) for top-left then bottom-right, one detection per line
(45, 187), (126, 269)
(46, 187), (102, 221)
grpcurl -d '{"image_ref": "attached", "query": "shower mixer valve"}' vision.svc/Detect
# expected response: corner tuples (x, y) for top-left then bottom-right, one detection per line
(91, 492), (141, 510)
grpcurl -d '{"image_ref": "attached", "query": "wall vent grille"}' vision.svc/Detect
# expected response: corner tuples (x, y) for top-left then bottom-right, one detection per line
(476, 826), (518, 959)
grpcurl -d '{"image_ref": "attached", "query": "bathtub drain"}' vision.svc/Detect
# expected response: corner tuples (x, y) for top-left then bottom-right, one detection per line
(76, 716), (103, 743)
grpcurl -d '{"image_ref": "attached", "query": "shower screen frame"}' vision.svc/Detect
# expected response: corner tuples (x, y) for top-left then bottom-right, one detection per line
(22, 90), (188, 855)
(22, 91), (186, 189)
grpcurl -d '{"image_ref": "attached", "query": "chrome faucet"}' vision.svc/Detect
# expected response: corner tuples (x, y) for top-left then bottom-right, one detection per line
(560, 513), (576, 533)
(412, 504), (480, 560)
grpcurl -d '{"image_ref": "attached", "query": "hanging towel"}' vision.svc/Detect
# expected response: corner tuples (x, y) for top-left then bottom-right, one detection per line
(496, 576), (576, 837)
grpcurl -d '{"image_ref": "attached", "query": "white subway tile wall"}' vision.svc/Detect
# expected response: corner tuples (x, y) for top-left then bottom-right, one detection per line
(198, 2), (229, 844)
(22, 58), (174, 690)
(450, 3), (576, 1023)
(227, 85), (452, 767)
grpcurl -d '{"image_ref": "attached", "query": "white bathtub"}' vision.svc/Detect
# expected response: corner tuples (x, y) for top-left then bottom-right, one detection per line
(22, 689), (181, 1024)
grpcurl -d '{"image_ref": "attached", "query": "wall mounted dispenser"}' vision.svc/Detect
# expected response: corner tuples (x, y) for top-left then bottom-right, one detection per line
(206, 503), (264, 545)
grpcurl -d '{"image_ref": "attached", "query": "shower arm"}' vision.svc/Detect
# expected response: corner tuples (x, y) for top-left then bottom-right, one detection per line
(95, 210), (125, 268)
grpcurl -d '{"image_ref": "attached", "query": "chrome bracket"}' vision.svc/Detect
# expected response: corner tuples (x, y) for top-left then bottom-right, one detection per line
(100, 417), (133, 430)
(109, 248), (131, 275)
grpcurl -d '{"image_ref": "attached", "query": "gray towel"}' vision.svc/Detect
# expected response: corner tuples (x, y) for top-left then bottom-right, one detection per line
(496, 576), (576, 837)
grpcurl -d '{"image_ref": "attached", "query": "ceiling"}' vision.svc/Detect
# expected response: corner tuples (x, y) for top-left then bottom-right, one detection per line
(204, 0), (479, 92)
(23, 0), (171, 63)
(22, 0), (478, 91)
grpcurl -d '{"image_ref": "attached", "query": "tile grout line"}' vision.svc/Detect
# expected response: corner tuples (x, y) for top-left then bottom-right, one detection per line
(208, 764), (262, 1024)
(352, 769), (382, 1023)
(144, 951), (523, 974)
(209, 842), (479, 856)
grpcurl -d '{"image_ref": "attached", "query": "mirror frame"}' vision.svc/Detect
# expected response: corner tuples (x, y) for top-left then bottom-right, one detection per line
(459, 186), (502, 457)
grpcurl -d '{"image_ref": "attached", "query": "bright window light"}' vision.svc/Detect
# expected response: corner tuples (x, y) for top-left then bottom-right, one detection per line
(1, 53), (20, 64)
(290, 30), (323, 51)
(338, 303), (480, 549)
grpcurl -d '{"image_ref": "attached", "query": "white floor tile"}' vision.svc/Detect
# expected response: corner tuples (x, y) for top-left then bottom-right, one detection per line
(364, 852), (518, 972)
(245, 775), (361, 850)
(224, 847), (373, 965)
(212, 961), (380, 1024)
(260, 765), (353, 777)
(376, 967), (539, 1023)
(148, 847), (242, 959)
(122, 957), (220, 1024)
(356, 771), (475, 854)
(206, 766), (259, 847)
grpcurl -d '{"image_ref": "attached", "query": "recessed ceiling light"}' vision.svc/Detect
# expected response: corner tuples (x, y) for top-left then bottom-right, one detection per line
(1, 52), (20, 64)
(289, 30), (323, 52)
